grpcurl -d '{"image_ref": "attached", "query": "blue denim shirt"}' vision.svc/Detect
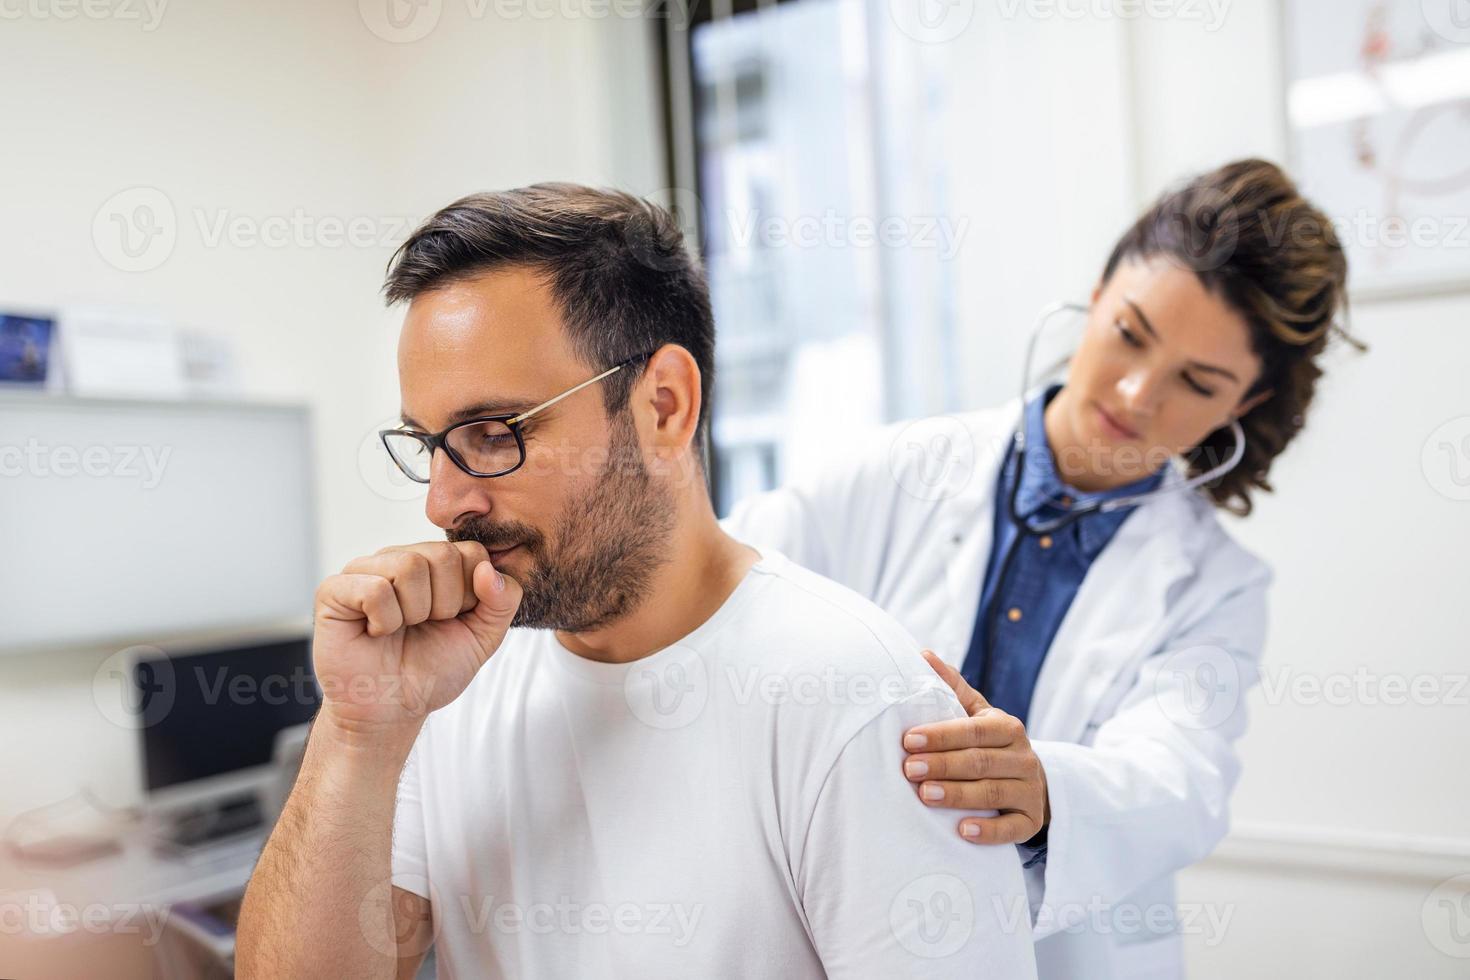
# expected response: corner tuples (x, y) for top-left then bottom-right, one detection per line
(960, 385), (1164, 726)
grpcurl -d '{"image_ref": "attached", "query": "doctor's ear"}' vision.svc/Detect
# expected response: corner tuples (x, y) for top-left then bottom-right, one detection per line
(1232, 388), (1273, 420)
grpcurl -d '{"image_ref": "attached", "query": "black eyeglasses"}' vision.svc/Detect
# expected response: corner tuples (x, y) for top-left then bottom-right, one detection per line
(380, 352), (653, 484)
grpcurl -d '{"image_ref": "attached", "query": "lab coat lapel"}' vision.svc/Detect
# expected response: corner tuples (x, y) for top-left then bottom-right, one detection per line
(937, 402), (1020, 669)
(1026, 472), (1198, 744)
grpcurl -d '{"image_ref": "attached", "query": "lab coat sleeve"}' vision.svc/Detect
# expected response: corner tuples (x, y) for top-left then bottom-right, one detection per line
(797, 686), (1038, 979)
(1025, 570), (1269, 936)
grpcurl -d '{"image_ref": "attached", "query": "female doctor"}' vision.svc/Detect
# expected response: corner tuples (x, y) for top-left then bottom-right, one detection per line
(723, 159), (1357, 978)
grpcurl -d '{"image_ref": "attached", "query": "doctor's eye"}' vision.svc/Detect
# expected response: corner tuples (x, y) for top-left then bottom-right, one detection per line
(1181, 372), (1216, 397)
(1113, 320), (1143, 348)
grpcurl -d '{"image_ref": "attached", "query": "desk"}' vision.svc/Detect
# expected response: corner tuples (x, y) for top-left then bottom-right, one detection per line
(0, 827), (262, 980)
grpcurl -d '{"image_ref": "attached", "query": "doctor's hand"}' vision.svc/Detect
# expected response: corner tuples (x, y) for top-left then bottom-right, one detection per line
(903, 650), (1050, 846)
(311, 541), (522, 747)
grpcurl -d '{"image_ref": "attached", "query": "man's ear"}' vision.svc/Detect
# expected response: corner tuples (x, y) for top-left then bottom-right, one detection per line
(637, 344), (702, 460)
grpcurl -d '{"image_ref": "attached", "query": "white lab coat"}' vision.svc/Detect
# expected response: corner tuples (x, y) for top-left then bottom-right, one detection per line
(721, 400), (1270, 980)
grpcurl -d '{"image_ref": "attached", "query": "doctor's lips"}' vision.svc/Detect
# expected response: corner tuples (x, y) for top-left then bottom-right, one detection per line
(1093, 402), (1142, 441)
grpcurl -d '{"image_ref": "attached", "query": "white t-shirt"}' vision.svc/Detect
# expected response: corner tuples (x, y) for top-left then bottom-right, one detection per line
(391, 547), (1036, 979)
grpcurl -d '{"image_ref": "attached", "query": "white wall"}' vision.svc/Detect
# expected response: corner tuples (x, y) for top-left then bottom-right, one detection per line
(0, 1), (662, 822)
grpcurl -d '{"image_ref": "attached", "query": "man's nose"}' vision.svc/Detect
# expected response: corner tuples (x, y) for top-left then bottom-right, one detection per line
(425, 448), (494, 530)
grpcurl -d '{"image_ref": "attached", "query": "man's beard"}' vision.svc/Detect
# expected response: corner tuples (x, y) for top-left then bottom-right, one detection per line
(446, 414), (677, 632)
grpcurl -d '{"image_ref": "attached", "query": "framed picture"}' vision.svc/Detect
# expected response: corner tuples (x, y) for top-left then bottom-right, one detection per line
(1284, 0), (1470, 299)
(0, 312), (57, 387)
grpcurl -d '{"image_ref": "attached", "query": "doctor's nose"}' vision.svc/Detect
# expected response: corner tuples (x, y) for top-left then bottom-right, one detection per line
(1116, 368), (1164, 418)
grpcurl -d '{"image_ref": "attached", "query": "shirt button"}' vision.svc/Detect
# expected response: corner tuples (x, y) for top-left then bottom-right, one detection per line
(1007, 607), (1023, 622)
(1059, 495), (1073, 507)
(1038, 535), (1053, 549)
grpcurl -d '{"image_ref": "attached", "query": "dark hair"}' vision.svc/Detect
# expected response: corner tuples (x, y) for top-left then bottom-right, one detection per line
(383, 183), (716, 451)
(1101, 158), (1361, 516)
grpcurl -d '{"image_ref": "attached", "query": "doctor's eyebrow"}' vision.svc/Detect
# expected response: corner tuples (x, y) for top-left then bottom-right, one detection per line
(399, 398), (538, 430)
(1122, 296), (1241, 382)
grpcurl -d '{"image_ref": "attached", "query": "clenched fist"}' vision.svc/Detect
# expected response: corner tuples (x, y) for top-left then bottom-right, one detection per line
(311, 541), (522, 742)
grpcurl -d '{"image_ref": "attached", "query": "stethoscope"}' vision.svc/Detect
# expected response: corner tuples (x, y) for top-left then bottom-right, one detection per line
(969, 301), (1248, 686)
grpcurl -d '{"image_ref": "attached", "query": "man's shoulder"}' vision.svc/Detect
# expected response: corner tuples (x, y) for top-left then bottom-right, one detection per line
(729, 548), (953, 703)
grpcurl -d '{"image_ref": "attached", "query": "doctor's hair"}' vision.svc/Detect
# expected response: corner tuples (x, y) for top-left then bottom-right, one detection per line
(1101, 157), (1362, 516)
(382, 183), (715, 454)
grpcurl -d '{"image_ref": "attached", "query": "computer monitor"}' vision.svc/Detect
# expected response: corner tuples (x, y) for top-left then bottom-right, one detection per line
(132, 633), (321, 842)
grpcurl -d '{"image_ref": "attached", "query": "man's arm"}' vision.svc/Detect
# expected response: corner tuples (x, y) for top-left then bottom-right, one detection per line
(236, 713), (430, 979)
(795, 683), (1038, 979)
(236, 539), (522, 978)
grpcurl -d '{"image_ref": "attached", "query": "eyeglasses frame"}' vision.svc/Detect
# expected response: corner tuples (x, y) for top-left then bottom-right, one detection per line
(379, 351), (653, 484)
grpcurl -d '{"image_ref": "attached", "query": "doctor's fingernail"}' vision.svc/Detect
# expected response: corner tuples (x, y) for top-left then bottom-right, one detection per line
(921, 784), (944, 801)
(905, 760), (928, 778)
(904, 733), (927, 750)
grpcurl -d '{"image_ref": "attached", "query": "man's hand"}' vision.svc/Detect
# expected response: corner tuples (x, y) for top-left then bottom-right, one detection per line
(312, 540), (523, 742)
(903, 650), (1049, 845)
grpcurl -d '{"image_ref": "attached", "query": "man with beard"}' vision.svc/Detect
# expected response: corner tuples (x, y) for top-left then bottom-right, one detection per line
(236, 185), (1036, 980)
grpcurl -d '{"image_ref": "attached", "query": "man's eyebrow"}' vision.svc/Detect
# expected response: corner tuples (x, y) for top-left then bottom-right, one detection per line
(1122, 296), (1240, 383)
(399, 398), (538, 431)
